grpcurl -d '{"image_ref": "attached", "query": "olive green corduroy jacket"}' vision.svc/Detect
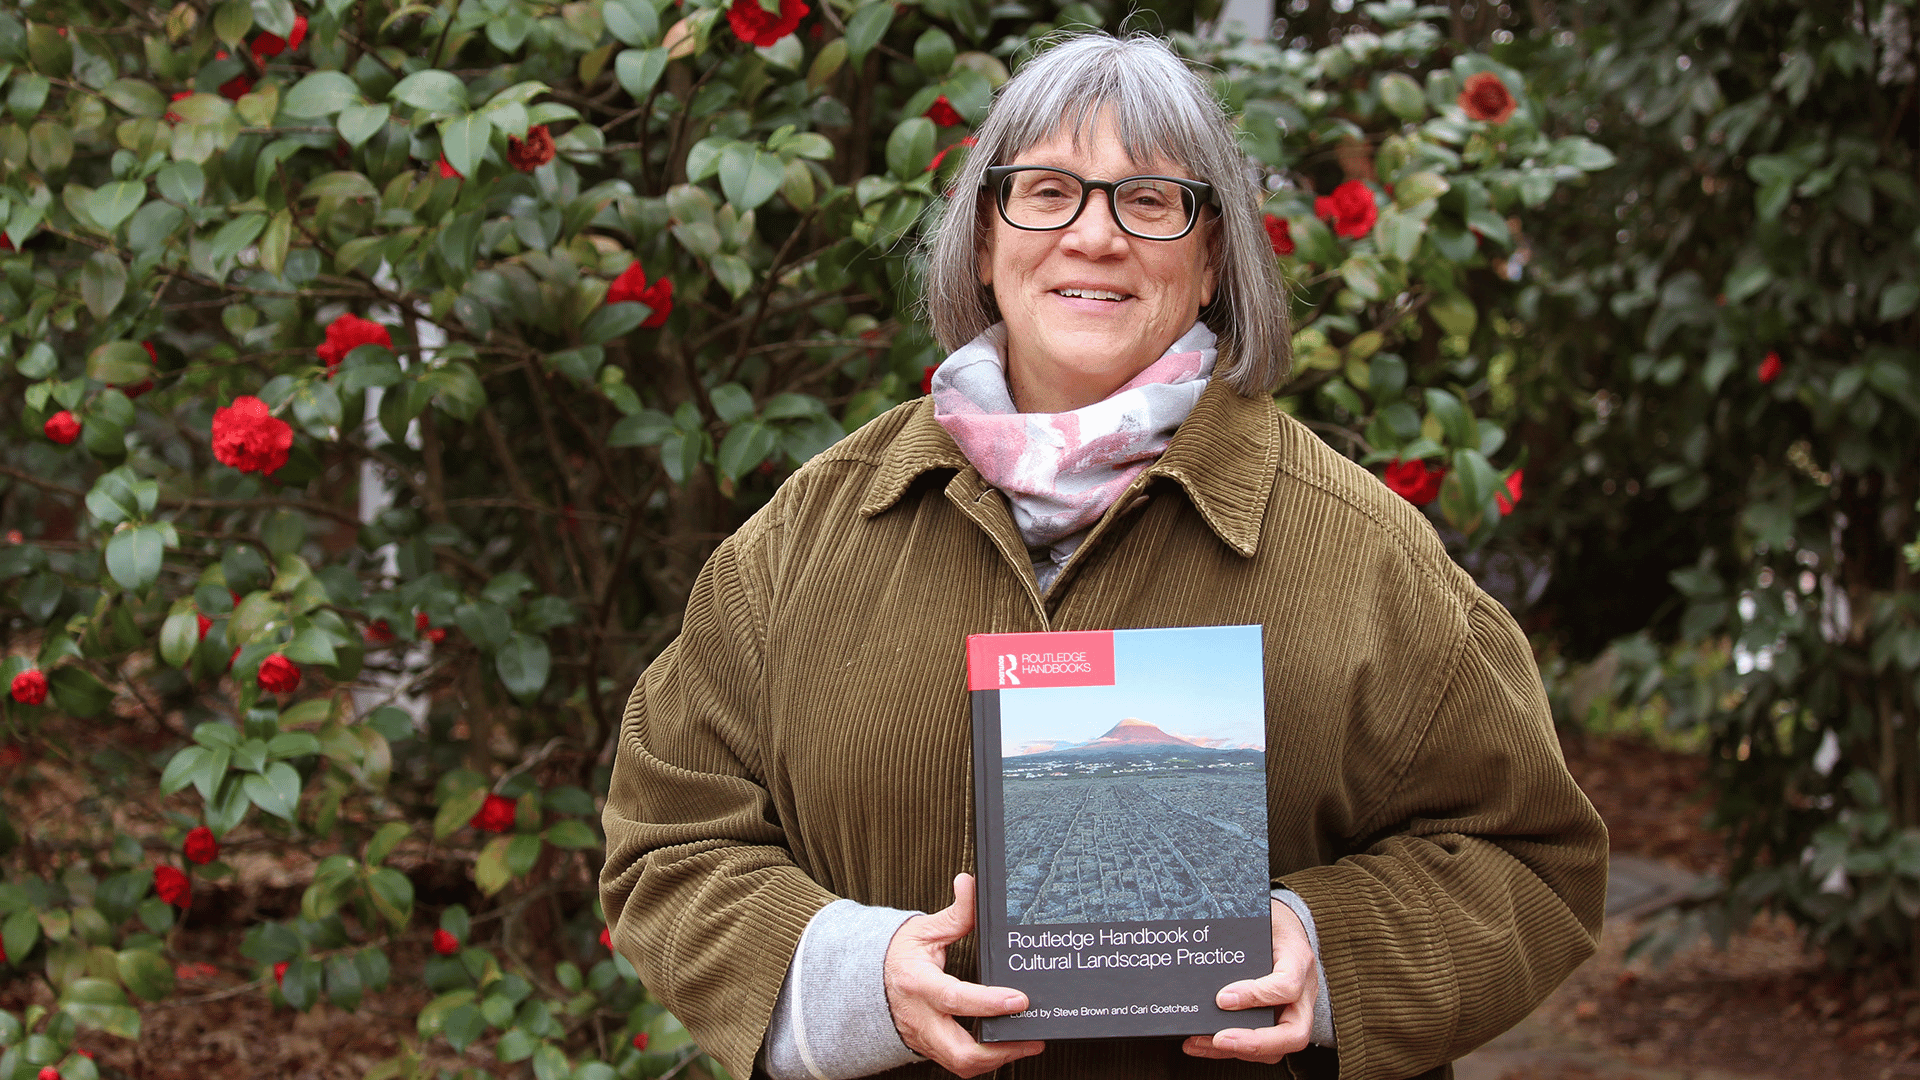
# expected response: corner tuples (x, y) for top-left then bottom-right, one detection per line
(600, 377), (1608, 1080)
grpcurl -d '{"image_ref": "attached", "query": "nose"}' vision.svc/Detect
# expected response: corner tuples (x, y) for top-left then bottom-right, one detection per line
(1058, 189), (1129, 255)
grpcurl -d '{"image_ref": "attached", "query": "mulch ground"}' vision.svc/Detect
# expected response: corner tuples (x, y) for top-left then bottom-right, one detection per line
(13, 726), (1920, 1078)
(1484, 733), (1920, 1080)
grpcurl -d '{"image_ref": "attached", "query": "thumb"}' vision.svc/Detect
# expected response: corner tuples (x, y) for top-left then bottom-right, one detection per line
(915, 873), (978, 943)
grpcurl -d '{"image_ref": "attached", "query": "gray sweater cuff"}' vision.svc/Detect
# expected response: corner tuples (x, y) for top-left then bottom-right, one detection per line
(762, 899), (925, 1080)
(1272, 888), (1336, 1047)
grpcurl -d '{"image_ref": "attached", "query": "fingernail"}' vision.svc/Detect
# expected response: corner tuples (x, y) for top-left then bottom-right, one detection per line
(1219, 993), (1241, 1009)
(1002, 995), (1023, 1011)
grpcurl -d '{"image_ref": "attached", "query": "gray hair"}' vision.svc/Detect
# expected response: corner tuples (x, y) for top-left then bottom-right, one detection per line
(922, 32), (1290, 395)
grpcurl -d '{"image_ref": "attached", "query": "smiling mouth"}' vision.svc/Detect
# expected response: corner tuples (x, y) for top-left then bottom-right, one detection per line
(1054, 288), (1130, 302)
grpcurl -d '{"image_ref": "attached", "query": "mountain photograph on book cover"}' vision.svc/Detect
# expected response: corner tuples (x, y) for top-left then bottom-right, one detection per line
(998, 629), (1268, 926)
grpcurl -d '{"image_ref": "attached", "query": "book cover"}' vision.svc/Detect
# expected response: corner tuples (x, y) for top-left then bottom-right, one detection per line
(967, 625), (1272, 1042)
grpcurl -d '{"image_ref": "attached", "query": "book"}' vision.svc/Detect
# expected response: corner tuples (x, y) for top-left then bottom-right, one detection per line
(967, 625), (1273, 1042)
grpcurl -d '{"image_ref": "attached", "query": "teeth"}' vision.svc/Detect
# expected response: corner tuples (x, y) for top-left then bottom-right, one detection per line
(1057, 288), (1126, 301)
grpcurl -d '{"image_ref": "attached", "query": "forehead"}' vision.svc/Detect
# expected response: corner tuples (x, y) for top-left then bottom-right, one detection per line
(1003, 106), (1193, 179)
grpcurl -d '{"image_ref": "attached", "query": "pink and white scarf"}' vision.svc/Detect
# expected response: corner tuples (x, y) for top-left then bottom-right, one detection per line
(930, 322), (1216, 551)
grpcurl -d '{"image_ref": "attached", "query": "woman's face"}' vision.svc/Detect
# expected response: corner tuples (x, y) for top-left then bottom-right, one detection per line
(978, 113), (1218, 414)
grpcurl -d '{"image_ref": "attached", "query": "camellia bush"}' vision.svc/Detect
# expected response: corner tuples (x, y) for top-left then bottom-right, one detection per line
(0, 0), (1613, 1074)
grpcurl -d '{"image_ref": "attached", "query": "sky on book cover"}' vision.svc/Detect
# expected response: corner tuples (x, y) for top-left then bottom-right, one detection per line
(999, 625), (1265, 757)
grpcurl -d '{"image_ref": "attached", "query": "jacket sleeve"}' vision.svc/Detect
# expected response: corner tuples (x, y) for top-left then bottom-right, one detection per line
(1278, 594), (1608, 1080)
(599, 533), (839, 1080)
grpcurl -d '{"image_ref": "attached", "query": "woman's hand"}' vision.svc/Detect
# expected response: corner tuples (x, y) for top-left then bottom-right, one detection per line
(1181, 897), (1317, 1064)
(883, 873), (1046, 1078)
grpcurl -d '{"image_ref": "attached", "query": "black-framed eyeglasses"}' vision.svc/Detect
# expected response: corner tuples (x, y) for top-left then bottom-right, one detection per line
(983, 165), (1216, 241)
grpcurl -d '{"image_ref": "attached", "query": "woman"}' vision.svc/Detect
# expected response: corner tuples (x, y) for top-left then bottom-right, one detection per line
(601, 32), (1607, 1080)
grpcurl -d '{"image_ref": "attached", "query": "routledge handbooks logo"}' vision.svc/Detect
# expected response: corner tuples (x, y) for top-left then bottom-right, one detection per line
(998, 654), (1021, 686)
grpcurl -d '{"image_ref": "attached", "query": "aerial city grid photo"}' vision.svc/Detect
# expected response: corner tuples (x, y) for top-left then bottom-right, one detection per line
(997, 626), (1269, 926)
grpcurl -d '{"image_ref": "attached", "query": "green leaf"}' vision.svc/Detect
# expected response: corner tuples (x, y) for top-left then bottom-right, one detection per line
(603, 0), (659, 46)
(29, 120), (73, 173)
(543, 820), (598, 849)
(251, 0), (298, 38)
(885, 116), (935, 179)
(159, 608), (201, 668)
(159, 745), (206, 795)
(335, 103), (389, 148)
(474, 836), (512, 895)
(366, 867), (413, 930)
(1377, 72), (1426, 120)
(440, 113), (491, 181)
(79, 251), (127, 320)
(86, 341), (151, 386)
(1424, 387), (1477, 448)
(495, 633), (550, 701)
(213, 0), (254, 44)
(365, 822), (409, 866)
(608, 410), (673, 447)
(390, 70), (467, 114)
(1880, 282), (1919, 322)
(717, 145), (784, 211)
(615, 47), (668, 100)
(281, 627), (338, 666)
(434, 787), (488, 841)
(3, 908), (40, 964)
(300, 170), (379, 202)
(454, 600), (511, 653)
(843, 3), (892, 67)
(505, 833), (542, 875)
(581, 303), (649, 344)
(708, 383), (755, 423)
(283, 71), (362, 118)
(116, 948), (175, 1002)
(243, 761), (302, 820)
(266, 732), (321, 759)
(718, 421), (778, 482)
(1723, 262), (1772, 305)
(50, 667), (112, 717)
(105, 527), (164, 593)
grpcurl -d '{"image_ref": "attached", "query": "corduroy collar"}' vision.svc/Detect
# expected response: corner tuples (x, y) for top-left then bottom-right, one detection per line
(859, 376), (1277, 558)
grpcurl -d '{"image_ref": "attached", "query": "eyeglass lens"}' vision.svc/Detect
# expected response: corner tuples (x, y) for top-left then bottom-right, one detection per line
(1000, 169), (1197, 238)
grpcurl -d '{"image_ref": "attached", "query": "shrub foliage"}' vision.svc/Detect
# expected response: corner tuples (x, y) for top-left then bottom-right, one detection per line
(0, 0), (1613, 1074)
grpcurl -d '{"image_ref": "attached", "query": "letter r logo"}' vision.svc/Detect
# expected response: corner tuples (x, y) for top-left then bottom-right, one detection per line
(998, 654), (1020, 686)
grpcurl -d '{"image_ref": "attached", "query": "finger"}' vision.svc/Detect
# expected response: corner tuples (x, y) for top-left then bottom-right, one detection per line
(908, 971), (1028, 1018)
(1208, 1013), (1311, 1064)
(910, 873), (978, 944)
(1216, 969), (1307, 1012)
(897, 1006), (1041, 1077)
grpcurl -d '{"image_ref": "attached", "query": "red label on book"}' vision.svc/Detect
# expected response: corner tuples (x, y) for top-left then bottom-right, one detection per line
(966, 630), (1116, 691)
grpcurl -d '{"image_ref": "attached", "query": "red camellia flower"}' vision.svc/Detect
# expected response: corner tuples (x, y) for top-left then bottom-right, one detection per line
(197, 613), (213, 639)
(314, 312), (392, 372)
(1458, 72), (1517, 124)
(249, 14), (308, 64)
(0, 234), (13, 251)
(0, 746), (22, 767)
(507, 125), (556, 172)
(211, 395), (293, 475)
(1314, 180), (1378, 240)
(9, 669), (47, 706)
(43, 411), (80, 445)
(433, 928), (459, 955)
(415, 611), (447, 644)
(154, 864), (191, 907)
(470, 793), (518, 833)
(164, 91), (191, 123)
(633, 1032), (650, 1051)
(218, 74), (254, 101)
(726, 0), (807, 46)
(438, 155), (462, 180)
(1759, 351), (1782, 384)
(921, 365), (938, 395)
(37, 1067), (57, 1080)
(924, 95), (963, 127)
(599, 926), (613, 949)
(273, 960), (289, 985)
(183, 826), (219, 865)
(1495, 469), (1524, 513)
(1263, 214), (1295, 256)
(365, 619), (394, 644)
(1381, 458), (1446, 506)
(257, 653), (301, 693)
(605, 263), (674, 328)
